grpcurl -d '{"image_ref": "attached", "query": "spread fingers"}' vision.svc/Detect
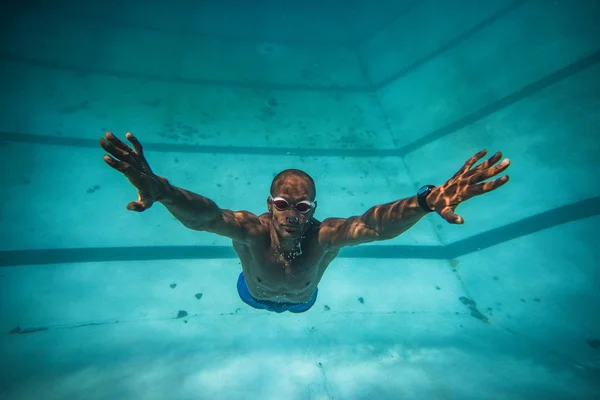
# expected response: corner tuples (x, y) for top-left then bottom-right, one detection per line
(126, 132), (144, 156)
(471, 175), (510, 195)
(464, 149), (488, 169)
(103, 155), (146, 188)
(468, 158), (511, 183)
(103, 155), (133, 174)
(104, 132), (134, 153)
(100, 136), (131, 161)
(451, 149), (489, 179)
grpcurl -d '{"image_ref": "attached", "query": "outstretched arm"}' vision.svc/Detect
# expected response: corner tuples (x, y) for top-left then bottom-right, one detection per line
(157, 181), (264, 242)
(320, 149), (511, 248)
(100, 132), (262, 243)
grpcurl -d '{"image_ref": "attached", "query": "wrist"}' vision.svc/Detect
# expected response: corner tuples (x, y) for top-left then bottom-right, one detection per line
(426, 193), (435, 212)
(154, 176), (172, 202)
(417, 184), (436, 212)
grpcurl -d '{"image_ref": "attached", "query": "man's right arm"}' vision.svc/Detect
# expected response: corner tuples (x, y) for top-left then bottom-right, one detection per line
(100, 132), (263, 244)
(157, 179), (263, 243)
(157, 179), (220, 230)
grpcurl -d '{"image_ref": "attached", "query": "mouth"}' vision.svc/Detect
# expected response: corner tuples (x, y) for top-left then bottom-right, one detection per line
(281, 225), (301, 233)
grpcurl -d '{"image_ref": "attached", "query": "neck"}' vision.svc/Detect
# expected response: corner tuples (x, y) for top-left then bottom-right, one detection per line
(270, 228), (304, 254)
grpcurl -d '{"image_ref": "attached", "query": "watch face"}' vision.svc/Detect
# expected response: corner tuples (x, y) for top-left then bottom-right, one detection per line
(418, 185), (429, 195)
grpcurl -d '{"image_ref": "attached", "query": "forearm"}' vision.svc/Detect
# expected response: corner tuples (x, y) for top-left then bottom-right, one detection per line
(156, 178), (221, 230)
(362, 195), (431, 240)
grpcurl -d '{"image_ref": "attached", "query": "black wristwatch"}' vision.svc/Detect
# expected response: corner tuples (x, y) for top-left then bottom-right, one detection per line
(417, 185), (436, 212)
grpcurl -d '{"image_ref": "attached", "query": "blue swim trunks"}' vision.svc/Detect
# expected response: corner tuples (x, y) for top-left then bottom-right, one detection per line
(237, 272), (318, 313)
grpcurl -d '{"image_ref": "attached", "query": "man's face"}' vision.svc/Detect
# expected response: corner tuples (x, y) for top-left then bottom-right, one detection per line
(268, 179), (316, 238)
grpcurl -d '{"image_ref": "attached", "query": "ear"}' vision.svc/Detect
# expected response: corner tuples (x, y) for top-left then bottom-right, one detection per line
(267, 196), (272, 212)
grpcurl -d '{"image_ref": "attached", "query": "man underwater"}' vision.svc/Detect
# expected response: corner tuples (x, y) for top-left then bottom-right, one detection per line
(100, 132), (510, 313)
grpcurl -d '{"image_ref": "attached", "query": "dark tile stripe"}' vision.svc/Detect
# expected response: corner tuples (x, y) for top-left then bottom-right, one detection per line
(444, 196), (600, 258)
(352, 0), (423, 47)
(1, 196), (598, 267)
(0, 131), (400, 157)
(397, 48), (600, 155)
(0, 53), (370, 93)
(2, 48), (599, 158)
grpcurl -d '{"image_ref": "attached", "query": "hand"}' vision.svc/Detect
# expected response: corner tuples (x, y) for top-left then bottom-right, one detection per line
(427, 149), (510, 224)
(100, 132), (167, 212)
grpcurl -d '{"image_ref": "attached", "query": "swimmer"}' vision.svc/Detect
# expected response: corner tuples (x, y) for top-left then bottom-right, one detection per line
(100, 132), (510, 313)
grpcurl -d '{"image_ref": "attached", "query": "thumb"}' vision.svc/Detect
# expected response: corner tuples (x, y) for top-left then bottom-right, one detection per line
(440, 207), (464, 224)
(126, 194), (153, 212)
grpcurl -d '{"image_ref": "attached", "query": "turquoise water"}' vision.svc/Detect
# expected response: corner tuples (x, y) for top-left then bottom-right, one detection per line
(1, 0), (599, 399)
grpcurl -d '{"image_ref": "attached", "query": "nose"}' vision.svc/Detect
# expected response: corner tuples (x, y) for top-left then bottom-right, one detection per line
(286, 216), (299, 224)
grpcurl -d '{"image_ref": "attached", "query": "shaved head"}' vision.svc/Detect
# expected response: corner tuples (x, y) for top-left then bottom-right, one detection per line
(270, 169), (316, 200)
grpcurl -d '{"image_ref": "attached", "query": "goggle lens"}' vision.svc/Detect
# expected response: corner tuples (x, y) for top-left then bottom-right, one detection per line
(295, 202), (312, 212)
(271, 197), (313, 213)
(272, 199), (290, 210)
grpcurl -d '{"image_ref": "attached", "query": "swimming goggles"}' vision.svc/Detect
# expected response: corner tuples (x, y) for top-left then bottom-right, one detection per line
(269, 196), (315, 213)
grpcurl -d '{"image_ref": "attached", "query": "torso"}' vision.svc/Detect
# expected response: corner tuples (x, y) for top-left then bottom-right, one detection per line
(232, 214), (339, 303)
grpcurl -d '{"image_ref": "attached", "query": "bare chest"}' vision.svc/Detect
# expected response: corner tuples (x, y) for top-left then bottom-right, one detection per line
(256, 245), (324, 285)
(233, 240), (332, 296)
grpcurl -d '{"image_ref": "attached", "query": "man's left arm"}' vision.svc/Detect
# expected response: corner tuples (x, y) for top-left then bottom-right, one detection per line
(319, 149), (511, 248)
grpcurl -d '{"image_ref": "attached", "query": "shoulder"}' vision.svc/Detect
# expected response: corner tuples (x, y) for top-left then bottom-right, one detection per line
(214, 210), (269, 243)
(314, 217), (347, 248)
(258, 213), (271, 226)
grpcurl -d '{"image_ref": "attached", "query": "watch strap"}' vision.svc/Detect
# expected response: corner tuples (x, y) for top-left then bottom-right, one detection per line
(417, 185), (436, 212)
